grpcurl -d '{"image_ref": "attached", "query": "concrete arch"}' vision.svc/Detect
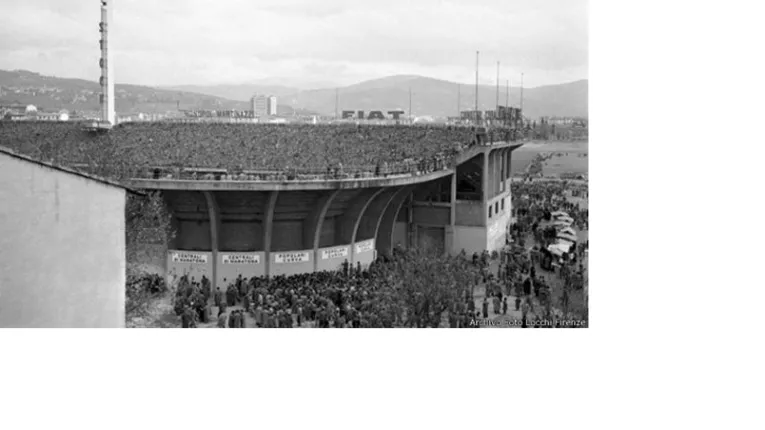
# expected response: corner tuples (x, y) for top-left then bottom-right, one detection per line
(262, 190), (279, 277)
(376, 185), (415, 256)
(303, 189), (341, 271)
(348, 188), (385, 264)
(356, 187), (399, 243)
(202, 191), (220, 290)
(333, 188), (384, 264)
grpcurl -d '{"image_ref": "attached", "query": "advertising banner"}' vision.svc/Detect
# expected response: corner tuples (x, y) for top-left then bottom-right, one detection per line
(274, 252), (311, 264)
(321, 247), (348, 260)
(171, 252), (208, 264)
(355, 240), (374, 254)
(221, 254), (261, 264)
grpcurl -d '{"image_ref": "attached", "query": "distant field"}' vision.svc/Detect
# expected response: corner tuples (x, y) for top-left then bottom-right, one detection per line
(510, 140), (589, 176)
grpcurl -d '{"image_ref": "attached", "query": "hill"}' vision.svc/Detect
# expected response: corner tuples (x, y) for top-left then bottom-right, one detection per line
(0, 69), (315, 116)
(0, 69), (586, 119)
(281, 76), (588, 119)
(164, 83), (301, 101)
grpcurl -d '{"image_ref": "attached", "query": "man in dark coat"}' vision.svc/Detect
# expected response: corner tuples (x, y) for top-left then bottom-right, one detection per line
(214, 287), (222, 308)
(228, 311), (237, 328)
(523, 276), (532, 297)
(481, 298), (489, 319)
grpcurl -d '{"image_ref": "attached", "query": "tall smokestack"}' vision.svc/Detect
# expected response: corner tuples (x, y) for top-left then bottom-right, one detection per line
(99, 0), (115, 125)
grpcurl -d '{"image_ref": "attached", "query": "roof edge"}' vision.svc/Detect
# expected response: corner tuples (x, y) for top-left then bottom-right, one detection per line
(0, 145), (143, 195)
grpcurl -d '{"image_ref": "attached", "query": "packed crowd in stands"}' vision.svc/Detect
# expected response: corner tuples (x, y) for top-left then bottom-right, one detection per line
(0, 121), (522, 182)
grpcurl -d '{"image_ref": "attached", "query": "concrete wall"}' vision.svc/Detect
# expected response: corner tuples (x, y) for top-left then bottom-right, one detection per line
(166, 251), (213, 285)
(417, 226), (445, 254)
(318, 216), (338, 248)
(271, 250), (313, 277)
(353, 239), (376, 268)
(272, 220), (304, 252)
(487, 214), (510, 252)
(317, 245), (350, 272)
(217, 252), (265, 286)
(0, 153), (126, 328)
(413, 204), (450, 226)
(220, 221), (260, 251)
(452, 226), (487, 256)
(176, 220), (211, 251)
(455, 200), (485, 226)
(392, 222), (408, 249)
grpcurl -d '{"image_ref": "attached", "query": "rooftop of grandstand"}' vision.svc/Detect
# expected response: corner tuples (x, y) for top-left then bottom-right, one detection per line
(0, 145), (140, 194)
(0, 121), (522, 183)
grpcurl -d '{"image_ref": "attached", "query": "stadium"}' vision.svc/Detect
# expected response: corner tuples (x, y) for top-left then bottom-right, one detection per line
(0, 121), (523, 294)
(0, 0), (588, 329)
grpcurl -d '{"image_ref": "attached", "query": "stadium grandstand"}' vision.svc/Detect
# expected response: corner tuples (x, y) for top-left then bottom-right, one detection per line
(0, 120), (524, 293)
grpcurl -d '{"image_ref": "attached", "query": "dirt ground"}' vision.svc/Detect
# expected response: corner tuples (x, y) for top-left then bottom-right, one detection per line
(511, 140), (589, 176)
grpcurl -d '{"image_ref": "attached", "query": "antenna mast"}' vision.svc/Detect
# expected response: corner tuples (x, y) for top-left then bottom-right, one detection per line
(475, 51), (479, 124)
(495, 61), (500, 116)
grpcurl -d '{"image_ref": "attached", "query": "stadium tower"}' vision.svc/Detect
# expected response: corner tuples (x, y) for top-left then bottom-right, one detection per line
(99, 0), (115, 125)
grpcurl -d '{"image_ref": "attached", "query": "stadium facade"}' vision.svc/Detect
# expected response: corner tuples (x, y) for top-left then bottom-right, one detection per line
(129, 140), (522, 290)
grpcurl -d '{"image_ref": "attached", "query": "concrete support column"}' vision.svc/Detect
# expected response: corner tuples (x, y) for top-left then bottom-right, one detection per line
(202, 191), (220, 291)
(450, 172), (457, 224)
(496, 149), (502, 195)
(349, 189), (385, 264)
(336, 189), (382, 264)
(406, 194), (415, 248)
(378, 186), (414, 256)
(304, 190), (341, 272)
(357, 189), (397, 244)
(446, 172), (457, 256)
(500, 150), (506, 192)
(482, 151), (489, 220)
(263, 191), (279, 278)
(506, 148), (512, 183)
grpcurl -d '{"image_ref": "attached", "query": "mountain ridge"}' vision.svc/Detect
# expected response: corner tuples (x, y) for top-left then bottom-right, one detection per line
(1, 69), (587, 118)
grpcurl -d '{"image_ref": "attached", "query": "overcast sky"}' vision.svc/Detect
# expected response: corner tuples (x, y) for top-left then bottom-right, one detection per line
(0, 0), (588, 89)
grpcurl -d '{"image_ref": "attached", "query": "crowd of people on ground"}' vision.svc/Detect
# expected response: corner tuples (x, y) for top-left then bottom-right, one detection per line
(169, 239), (586, 329)
(0, 122), (522, 182)
(170, 248), (515, 328)
(505, 178), (589, 321)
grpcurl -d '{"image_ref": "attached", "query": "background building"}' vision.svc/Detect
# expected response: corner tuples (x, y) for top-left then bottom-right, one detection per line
(251, 94), (278, 117)
(0, 147), (130, 328)
(267, 96), (278, 116)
